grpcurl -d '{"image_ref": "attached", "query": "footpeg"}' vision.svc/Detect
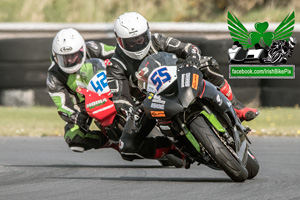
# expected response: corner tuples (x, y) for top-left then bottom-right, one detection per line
(184, 157), (193, 169)
(244, 126), (251, 134)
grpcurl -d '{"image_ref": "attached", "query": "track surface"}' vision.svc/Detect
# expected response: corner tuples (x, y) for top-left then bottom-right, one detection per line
(1, 136), (300, 200)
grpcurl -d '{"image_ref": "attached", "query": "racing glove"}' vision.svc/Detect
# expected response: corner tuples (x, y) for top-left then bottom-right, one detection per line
(70, 112), (89, 127)
(121, 105), (143, 121)
(128, 106), (144, 121)
(185, 45), (201, 68)
(185, 56), (201, 68)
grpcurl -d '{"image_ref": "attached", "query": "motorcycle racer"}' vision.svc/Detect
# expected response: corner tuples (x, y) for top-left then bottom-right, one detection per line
(46, 28), (116, 152)
(102, 12), (259, 162)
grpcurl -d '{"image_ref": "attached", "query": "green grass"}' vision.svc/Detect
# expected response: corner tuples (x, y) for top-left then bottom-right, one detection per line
(243, 107), (300, 137)
(0, 106), (299, 137)
(0, 106), (64, 137)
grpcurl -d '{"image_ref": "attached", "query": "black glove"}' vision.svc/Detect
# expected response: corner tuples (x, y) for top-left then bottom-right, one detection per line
(128, 105), (144, 121)
(184, 45), (201, 68)
(71, 112), (89, 127)
(185, 55), (201, 68)
(121, 104), (143, 118)
(120, 104), (132, 117)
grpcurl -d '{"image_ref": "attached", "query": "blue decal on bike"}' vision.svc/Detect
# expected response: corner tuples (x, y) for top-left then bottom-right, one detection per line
(150, 67), (171, 91)
(90, 71), (108, 92)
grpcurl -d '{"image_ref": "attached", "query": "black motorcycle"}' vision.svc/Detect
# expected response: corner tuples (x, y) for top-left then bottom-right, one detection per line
(136, 52), (259, 182)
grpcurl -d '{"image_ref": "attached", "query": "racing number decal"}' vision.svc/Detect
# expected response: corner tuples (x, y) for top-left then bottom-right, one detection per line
(150, 67), (171, 91)
(90, 71), (108, 92)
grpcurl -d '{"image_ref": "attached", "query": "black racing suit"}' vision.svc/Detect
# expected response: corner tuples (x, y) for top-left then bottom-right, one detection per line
(46, 42), (115, 152)
(105, 33), (226, 160)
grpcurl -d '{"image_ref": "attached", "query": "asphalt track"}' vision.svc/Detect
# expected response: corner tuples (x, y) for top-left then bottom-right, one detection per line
(0, 136), (300, 200)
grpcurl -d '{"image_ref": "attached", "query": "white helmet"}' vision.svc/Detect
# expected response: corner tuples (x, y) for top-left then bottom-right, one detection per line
(52, 28), (86, 74)
(114, 12), (151, 60)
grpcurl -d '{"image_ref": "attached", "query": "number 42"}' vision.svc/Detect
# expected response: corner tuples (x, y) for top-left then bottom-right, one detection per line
(90, 71), (108, 92)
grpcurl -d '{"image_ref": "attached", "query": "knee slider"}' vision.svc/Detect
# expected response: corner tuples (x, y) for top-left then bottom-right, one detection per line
(119, 139), (139, 154)
(65, 134), (87, 152)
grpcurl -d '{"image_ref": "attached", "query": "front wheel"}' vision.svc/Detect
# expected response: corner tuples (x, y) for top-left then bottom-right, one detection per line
(189, 116), (248, 182)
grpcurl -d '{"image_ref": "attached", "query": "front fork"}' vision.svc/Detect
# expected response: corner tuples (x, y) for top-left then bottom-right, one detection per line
(174, 116), (201, 153)
(178, 84), (249, 164)
(170, 114), (221, 168)
(200, 81), (250, 147)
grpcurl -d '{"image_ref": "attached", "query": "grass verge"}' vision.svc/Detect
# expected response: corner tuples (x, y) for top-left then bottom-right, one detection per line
(0, 106), (64, 137)
(243, 107), (300, 137)
(0, 106), (299, 137)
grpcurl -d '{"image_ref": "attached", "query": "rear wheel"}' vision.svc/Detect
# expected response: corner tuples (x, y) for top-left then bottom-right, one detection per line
(189, 116), (248, 182)
(246, 150), (259, 179)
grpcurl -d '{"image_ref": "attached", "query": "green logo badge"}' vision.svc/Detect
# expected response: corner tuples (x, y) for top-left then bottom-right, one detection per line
(227, 11), (295, 49)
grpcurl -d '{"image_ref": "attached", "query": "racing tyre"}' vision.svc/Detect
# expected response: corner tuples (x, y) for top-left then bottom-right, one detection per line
(189, 116), (248, 182)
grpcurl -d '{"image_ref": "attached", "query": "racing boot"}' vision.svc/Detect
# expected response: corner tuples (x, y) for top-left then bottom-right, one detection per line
(167, 145), (196, 169)
(150, 138), (185, 168)
(103, 140), (120, 152)
(220, 79), (259, 121)
(166, 145), (187, 168)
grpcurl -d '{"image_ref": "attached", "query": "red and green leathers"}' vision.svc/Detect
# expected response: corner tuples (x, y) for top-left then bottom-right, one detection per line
(46, 43), (116, 152)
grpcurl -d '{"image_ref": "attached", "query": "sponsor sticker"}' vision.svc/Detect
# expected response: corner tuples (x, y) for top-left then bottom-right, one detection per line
(148, 93), (154, 99)
(152, 95), (166, 104)
(86, 98), (107, 109)
(192, 73), (199, 90)
(181, 73), (191, 88)
(151, 103), (165, 109)
(151, 111), (166, 117)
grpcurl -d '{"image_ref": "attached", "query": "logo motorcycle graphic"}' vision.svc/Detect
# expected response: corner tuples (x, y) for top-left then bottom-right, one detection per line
(227, 11), (297, 64)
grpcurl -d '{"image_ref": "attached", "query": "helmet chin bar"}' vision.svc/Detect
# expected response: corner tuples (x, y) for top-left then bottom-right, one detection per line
(119, 41), (152, 60)
(56, 49), (86, 74)
(59, 62), (83, 74)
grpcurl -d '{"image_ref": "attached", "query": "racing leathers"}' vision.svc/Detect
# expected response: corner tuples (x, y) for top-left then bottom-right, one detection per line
(46, 43), (115, 152)
(85, 41), (115, 60)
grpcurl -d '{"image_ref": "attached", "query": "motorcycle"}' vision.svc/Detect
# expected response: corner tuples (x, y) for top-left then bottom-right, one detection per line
(76, 58), (183, 168)
(263, 37), (297, 64)
(136, 52), (259, 182)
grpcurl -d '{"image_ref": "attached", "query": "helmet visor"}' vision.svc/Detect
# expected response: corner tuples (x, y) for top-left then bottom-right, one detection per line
(56, 47), (84, 68)
(118, 30), (150, 52)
